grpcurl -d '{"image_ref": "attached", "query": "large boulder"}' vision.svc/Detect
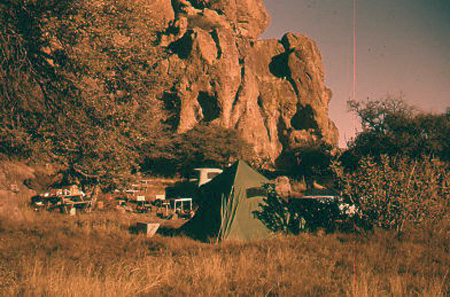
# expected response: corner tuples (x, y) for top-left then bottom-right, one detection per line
(156, 0), (339, 165)
(0, 161), (36, 223)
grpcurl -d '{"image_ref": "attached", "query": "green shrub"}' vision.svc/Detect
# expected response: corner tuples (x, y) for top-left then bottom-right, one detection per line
(333, 155), (449, 232)
(254, 184), (345, 234)
(253, 184), (293, 234)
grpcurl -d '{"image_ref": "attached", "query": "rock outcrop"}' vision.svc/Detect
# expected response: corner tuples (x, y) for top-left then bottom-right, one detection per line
(0, 161), (36, 222)
(157, 0), (338, 165)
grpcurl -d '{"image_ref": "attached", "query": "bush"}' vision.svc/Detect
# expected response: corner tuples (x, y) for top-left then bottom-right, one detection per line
(333, 155), (449, 232)
(253, 184), (293, 234)
(254, 184), (346, 234)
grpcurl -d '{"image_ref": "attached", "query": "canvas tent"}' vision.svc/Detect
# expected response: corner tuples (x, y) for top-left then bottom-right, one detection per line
(181, 160), (271, 242)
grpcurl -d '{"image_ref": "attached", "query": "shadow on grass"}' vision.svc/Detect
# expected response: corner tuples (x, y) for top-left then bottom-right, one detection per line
(127, 223), (184, 237)
(157, 226), (183, 237)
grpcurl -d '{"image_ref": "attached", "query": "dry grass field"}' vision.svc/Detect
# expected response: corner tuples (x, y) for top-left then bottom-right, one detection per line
(1, 206), (448, 297)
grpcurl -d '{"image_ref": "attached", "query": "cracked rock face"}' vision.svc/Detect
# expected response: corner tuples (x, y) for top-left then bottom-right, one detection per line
(157, 0), (339, 165)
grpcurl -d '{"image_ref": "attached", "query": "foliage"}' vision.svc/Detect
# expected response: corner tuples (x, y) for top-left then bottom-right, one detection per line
(168, 124), (254, 175)
(279, 139), (337, 186)
(255, 184), (351, 234)
(345, 96), (450, 163)
(253, 184), (294, 234)
(289, 198), (351, 233)
(332, 155), (449, 232)
(0, 0), (55, 158)
(0, 0), (173, 188)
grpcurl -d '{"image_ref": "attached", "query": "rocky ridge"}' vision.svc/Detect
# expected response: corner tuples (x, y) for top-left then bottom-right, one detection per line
(155, 0), (339, 164)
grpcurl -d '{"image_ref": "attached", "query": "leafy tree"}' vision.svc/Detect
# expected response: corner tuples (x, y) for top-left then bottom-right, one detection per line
(0, 0), (174, 188)
(0, 0), (59, 158)
(175, 124), (254, 173)
(345, 96), (450, 163)
(280, 140), (336, 188)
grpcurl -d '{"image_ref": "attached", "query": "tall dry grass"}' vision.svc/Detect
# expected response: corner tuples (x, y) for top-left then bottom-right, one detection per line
(1, 207), (449, 296)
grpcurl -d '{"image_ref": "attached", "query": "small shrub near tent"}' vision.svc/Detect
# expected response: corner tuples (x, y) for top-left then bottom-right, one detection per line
(254, 184), (352, 234)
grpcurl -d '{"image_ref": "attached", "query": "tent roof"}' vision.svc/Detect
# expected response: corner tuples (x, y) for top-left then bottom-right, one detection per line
(200, 160), (269, 194)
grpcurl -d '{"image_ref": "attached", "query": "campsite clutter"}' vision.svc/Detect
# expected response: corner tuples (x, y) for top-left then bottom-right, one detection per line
(31, 177), (195, 217)
(30, 161), (355, 241)
(31, 184), (94, 214)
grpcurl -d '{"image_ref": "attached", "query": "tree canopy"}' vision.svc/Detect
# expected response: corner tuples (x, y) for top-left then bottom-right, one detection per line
(141, 124), (254, 176)
(0, 0), (173, 187)
(344, 97), (449, 164)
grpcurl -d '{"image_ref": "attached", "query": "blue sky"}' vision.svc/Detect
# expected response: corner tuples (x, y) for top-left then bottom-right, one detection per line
(262, 0), (450, 147)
